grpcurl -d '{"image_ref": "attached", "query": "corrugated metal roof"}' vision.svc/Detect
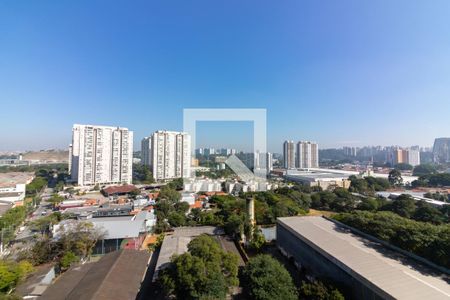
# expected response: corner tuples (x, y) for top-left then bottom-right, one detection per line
(278, 216), (450, 300)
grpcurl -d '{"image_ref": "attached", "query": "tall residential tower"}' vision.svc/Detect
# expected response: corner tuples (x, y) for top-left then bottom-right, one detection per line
(296, 141), (319, 169)
(142, 131), (191, 180)
(69, 124), (133, 186)
(283, 141), (295, 169)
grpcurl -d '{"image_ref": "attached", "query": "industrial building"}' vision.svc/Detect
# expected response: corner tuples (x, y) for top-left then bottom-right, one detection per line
(0, 172), (35, 204)
(277, 216), (450, 300)
(284, 169), (351, 189)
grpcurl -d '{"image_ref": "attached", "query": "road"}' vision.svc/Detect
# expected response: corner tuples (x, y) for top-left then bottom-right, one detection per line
(14, 187), (54, 241)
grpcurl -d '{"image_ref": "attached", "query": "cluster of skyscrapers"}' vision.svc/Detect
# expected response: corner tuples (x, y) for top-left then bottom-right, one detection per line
(387, 147), (421, 166)
(283, 141), (319, 169)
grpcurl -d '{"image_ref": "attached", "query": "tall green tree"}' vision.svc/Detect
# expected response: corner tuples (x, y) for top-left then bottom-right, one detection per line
(241, 255), (298, 300)
(159, 235), (239, 300)
(388, 169), (403, 186)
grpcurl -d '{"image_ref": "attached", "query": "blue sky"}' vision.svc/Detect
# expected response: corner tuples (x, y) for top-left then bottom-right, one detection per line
(1, 0), (450, 153)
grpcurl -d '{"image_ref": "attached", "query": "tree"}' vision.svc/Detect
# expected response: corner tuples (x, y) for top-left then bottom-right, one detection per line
(132, 164), (155, 184)
(394, 163), (413, 171)
(413, 201), (445, 224)
(357, 198), (379, 211)
(158, 185), (181, 203)
(47, 194), (64, 208)
(412, 164), (437, 177)
(241, 254), (298, 300)
(333, 211), (450, 268)
(299, 280), (344, 300)
(167, 212), (186, 227)
(159, 235), (239, 300)
(224, 213), (243, 237)
(0, 260), (33, 293)
(167, 178), (184, 190)
(27, 221), (105, 265)
(249, 228), (266, 251)
(26, 177), (48, 195)
(174, 201), (190, 214)
(388, 169), (403, 186)
(389, 194), (416, 218)
(59, 251), (79, 270)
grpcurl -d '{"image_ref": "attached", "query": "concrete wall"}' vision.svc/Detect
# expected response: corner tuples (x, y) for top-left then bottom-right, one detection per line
(276, 223), (388, 300)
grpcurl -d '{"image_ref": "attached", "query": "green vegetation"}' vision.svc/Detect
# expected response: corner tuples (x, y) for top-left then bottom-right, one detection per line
(29, 212), (65, 234)
(0, 207), (27, 244)
(299, 281), (345, 300)
(379, 194), (448, 224)
(241, 254), (298, 300)
(196, 168), (235, 179)
(310, 188), (357, 213)
(250, 189), (310, 225)
(412, 173), (450, 188)
(412, 164), (437, 177)
(0, 260), (33, 294)
(0, 163), (68, 174)
(333, 211), (450, 268)
(158, 185), (182, 202)
(166, 178), (184, 190)
(394, 163), (413, 171)
(348, 175), (390, 195)
(26, 177), (48, 196)
(132, 164), (155, 184)
(59, 251), (78, 270)
(24, 221), (104, 266)
(159, 235), (239, 300)
(388, 169), (403, 186)
(424, 192), (449, 202)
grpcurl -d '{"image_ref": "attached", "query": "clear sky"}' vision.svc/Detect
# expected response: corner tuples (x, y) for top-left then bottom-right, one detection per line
(1, 1), (450, 153)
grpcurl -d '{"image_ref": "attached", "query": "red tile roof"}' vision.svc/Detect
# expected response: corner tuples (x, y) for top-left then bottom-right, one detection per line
(103, 185), (137, 195)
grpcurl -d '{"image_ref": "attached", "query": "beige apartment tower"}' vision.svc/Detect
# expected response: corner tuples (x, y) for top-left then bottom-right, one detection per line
(283, 141), (295, 169)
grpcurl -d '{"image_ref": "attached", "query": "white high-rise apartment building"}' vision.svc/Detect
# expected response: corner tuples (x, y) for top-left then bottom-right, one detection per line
(70, 124), (133, 186)
(143, 131), (191, 180)
(267, 152), (273, 172)
(407, 148), (421, 166)
(283, 141), (295, 169)
(296, 141), (319, 169)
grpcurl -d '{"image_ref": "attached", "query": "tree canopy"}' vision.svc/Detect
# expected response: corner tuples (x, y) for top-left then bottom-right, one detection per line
(241, 254), (298, 300)
(388, 169), (403, 186)
(159, 235), (239, 300)
(333, 211), (450, 268)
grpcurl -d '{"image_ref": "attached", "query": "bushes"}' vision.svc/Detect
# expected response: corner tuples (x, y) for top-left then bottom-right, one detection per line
(333, 211), (450, 268)
(299, 281), (345, 300)
(0, 260), (33, 293)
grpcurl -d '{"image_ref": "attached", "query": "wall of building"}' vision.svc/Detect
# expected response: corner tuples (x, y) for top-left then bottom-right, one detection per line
(276, 223), (387, 300)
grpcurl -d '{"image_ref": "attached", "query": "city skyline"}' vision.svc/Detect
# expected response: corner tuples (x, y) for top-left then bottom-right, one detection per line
(1, 1), (450, 151)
